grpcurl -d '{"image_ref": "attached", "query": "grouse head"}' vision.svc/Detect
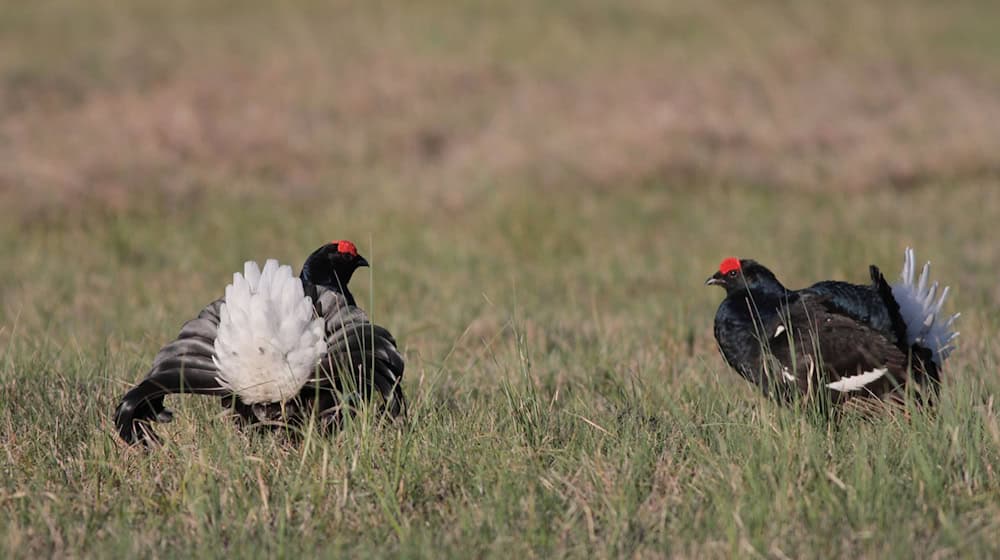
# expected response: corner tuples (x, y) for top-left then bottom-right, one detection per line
(705, 257), (785, 296)
(300, 240), (369, 290)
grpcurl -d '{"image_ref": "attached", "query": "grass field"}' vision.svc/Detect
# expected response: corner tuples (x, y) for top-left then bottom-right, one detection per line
(2, 1), (1000, 557)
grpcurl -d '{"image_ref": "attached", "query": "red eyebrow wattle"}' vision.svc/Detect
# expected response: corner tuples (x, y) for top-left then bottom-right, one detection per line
(331, 240), (358, 256)
(719, 257), (741, 274)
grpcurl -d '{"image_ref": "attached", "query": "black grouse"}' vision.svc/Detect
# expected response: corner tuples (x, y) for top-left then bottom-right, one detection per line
(706, 249), (959, 407)
(114, 240), (405, 446)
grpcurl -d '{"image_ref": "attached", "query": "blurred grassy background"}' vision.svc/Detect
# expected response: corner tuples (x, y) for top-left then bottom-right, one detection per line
(1, 1), (999, 557)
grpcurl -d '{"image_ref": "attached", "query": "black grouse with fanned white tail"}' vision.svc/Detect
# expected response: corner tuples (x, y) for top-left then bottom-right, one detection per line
(114, 240), (405, 446)
(706, 249), (959, 406)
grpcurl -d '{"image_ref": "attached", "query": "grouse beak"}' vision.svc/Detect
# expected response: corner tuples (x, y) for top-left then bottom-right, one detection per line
(705, 272), (724, 287)
(356, 255), (370, 268)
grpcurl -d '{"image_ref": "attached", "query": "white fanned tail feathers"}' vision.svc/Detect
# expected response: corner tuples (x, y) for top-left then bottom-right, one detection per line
(891, 248), (960, 367)
(212, 260), (327, 404)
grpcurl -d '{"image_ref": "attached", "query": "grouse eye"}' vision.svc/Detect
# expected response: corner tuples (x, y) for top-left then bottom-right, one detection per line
(728, 270), (738, 278)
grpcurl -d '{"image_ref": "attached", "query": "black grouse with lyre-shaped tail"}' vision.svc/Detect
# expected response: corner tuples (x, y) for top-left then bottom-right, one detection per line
(706, 249), (959, 407)
(114, 240), (405, 446)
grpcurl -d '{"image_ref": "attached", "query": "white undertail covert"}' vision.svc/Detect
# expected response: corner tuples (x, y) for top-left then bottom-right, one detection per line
(891, 248), (960, 367)
(213, 260), (327, 404)
(826, 368), (888, 392)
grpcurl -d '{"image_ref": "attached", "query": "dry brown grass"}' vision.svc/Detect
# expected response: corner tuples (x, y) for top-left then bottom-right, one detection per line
(2, 0), (1000, 217)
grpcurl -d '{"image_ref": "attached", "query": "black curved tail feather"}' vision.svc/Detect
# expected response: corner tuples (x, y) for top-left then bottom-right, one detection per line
(114, 368), (228, 446)
(871, 264), (941, 394)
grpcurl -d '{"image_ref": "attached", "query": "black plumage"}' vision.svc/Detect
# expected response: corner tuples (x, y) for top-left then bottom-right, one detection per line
(707, 256), (945, 407)
(114, 241), (405, 446)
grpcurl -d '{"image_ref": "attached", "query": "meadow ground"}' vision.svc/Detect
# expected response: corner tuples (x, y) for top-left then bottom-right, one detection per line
(2, 1), (1000, 557)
